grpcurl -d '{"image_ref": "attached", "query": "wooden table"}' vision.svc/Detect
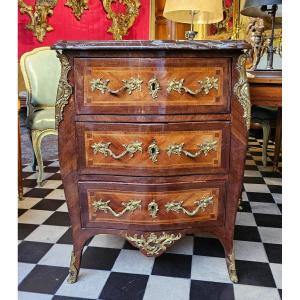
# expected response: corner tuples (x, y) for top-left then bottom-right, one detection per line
(248, 70), (282, 170)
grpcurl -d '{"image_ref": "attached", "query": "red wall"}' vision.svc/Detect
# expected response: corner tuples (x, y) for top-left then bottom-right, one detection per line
(18, 0), (150, 58)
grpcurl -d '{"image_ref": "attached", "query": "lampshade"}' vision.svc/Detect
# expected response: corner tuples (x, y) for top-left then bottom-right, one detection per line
(240, 0), (282, 18)
(163, 0), (224, 25)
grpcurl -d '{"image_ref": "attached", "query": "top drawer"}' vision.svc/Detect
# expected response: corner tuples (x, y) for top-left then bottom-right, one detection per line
(74, 57), (231, 115)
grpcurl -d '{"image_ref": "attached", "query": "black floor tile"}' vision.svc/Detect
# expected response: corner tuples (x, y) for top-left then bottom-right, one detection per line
(81, 247), (120, 270)
(22, 171), (35, 178)
(243, 177), (265, 184)
(267, 185), (282, 194)
(47, 173), (62, 180)
(260, 171), (282, 178)
(18, 241), (53, 263)
(244, 165), (259, 171)
(277, 204), (282, 213)
(236, 260), (276, 287)
(52, 296), (94, 300)
(123, 240), (140, 251)
(23, 188), (53, 198)
(18, 209), (27, 217)
(190, 280), (234, 300)
(254, 213), (282, 228)
(44, 166), (60, 173)
(152, 253), (192, 278)
(193, 237), (224, 257)
(264, 243), (282, 264)
(18, 265), (69, 294)
(99, 272), (148, 300)
(32, 199), (65, 211)
(278, 289), (282, 299)
(56, 228), (73, 245)
(18, 223), (39, 240)
(239, 201), (252, 213)
(43, 212), (70, 226)
(22, 179), (37, 188)
(234, 225), (261, 242)
(246, 192), (275, 203)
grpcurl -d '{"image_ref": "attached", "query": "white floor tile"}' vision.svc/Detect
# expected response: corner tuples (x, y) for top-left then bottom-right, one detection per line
(25, 225), (69, 243)
(89, 234), (125, 249)
(56, 269), (110, 299)
(143, 275), (190, 300)
(18, 210), (54, 225)
(272, 193), (282, 204)
(234, 240), (268, 262)
(18, 263), (35, 284)
(264, 178), (282, 186)
(235, 212), (257, 226)
(18, 292), (53, 300)
(39, 180), (62, 189)
(47, 160), (59, 167)
(244, 184), (270, 193)
(112, 249), (155, 275)
(258, 227), (282, 244)
(166, 236), (194, 255)
(245, 160), (256, 166)
(244, 170), (262, 177)
(56, 202), (68, 212)
(191, 256), (231, 283)
(241, 191), (249, 202)
(234, 285), (280, 300)
(44, 189), (65, 200)
(27, 172), (53, 181)
(38, 244), (73, 267)
(270, 263), (282, 289)
(18, 198), (42, 209)
(250, 202), (281, 215)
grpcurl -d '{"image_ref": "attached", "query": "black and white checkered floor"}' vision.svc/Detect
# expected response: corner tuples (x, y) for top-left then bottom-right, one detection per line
(18, 137), (282, 300)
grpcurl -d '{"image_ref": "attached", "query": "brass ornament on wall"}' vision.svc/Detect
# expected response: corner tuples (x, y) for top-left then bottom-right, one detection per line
(101, 0), (141, 40)
(65, 0), (89, 20)
(18, 0), (58, 42)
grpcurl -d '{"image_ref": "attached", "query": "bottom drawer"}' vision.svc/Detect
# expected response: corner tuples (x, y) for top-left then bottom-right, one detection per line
(79, 180), (225, 230)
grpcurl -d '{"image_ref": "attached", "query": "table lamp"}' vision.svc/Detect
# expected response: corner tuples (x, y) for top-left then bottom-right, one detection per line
(240, 0), (282, 70)
(163, 0), (224, 40)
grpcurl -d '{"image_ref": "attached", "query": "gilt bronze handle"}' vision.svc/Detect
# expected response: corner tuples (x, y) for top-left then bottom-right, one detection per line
(92, 199), (141, 217)
(165, 195), (214, 217)
(167, 141), (217, 158)
(90, 77), (143, 95)
(92, 141), (143, 160)
(167, 76), (219, 96)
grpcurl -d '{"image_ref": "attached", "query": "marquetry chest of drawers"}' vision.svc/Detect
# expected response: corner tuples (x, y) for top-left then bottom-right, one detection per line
(52, 40), (251, 284)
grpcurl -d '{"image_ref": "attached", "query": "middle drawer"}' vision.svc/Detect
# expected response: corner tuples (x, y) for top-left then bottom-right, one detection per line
(77, 122), (230, 176)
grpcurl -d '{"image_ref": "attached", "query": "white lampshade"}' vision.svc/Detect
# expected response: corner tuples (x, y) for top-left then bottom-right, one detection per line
(163, 0), (224, 24)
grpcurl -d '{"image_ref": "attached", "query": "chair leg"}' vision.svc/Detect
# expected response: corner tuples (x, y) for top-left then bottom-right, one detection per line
(261, 121), (271, 167)
(31, 130), (44, 186)
(29, 131), (38, 171)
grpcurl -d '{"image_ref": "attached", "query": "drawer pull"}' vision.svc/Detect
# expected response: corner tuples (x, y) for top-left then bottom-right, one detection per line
(165, 195), (214, 216)
(90, 77), (143, 95)
(92, 141), (143, 160)
(148, 200), (159, 218)
(92, 199), (142, 217)
(167, 77), (218, 96)
(167, 140), (217, 158)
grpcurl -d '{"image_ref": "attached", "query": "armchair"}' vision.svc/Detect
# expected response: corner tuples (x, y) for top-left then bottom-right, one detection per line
(20, 47), (60, 185)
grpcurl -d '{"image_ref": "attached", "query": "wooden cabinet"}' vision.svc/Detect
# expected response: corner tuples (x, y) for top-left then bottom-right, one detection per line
(52, 40), (250, 284)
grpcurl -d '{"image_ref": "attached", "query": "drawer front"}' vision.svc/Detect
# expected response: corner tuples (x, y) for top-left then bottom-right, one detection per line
(77, 122), (230, 176)
(75, 57), (231, 115)
(79, 181), (225, 229)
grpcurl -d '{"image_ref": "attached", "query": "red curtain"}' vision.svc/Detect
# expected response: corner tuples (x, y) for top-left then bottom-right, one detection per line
(18, 0), (150, 58)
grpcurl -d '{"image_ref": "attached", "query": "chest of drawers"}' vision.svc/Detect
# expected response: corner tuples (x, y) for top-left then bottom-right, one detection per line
(52, 40), (250, 284)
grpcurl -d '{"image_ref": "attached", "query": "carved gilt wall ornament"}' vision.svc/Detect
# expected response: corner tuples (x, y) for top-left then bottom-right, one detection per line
(67, 251), (79, 284)
(91, 77), (143, 95)
(92, 141), (143, 160)
(165, 195), (214, 217)
(101, 0), (141, 40)
(92, 199), (141, 217)
(167, 77), (219, 96)
(55, 52), (72, 129)
(167, 141), (217, 158)
(65, 0), (89, 20)
(234, 54), (251, 130)
(18, 0), (57, 42)
(125, 232), (182, 256)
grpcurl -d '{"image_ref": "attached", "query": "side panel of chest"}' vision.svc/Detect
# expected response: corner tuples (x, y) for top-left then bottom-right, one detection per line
(74, 57), (231, 115)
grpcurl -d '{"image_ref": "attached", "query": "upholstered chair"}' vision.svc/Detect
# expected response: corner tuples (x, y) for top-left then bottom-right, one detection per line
(251, 106), (277, 167)
(20, 47), (61, 185)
